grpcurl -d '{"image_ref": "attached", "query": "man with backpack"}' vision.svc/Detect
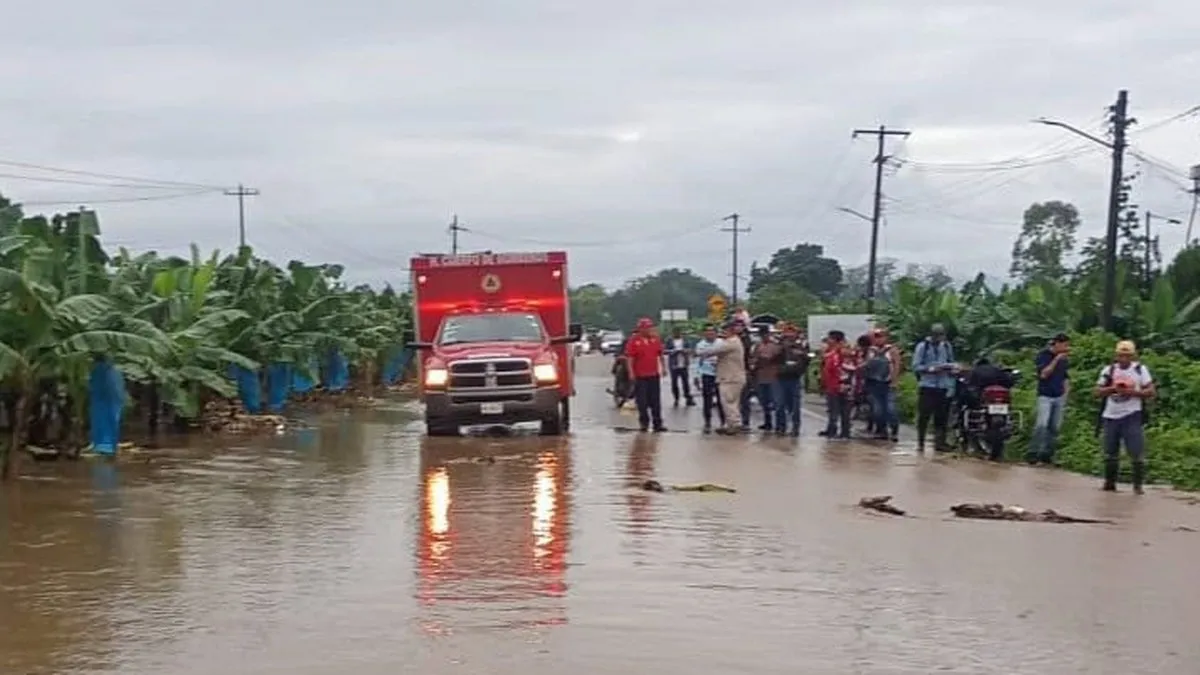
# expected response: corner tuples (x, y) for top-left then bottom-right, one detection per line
(863, 328), (900, 442)
(1094, 340), (1155, 494)
(911, 324), (956, 452)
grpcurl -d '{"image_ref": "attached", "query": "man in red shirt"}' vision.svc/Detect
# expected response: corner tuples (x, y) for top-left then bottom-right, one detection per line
(624, 317), (668, 432)
(820, 330), (853, 439)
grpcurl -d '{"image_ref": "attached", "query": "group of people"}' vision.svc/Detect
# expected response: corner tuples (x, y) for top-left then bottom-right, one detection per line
(616, 317), (1157, 493)
(618, 317), (811, 435)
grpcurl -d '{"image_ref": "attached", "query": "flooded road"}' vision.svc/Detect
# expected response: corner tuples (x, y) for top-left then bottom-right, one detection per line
(3, 356), (1199, 674)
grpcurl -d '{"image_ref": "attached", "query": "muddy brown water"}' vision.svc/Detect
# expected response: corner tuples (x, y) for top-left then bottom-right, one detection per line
(3, 357), (1199, 674)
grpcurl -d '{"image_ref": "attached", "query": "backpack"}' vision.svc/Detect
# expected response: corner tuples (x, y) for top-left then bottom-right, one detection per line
(914, 339), (952, 374)
(1093, 363), (1150, 435)
(862, 347), (891, 383)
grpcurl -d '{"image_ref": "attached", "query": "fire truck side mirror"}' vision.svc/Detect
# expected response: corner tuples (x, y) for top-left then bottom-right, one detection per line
(550, 323), (584, 345)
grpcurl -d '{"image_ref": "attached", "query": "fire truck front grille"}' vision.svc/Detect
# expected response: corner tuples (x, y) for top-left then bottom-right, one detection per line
(448, 358), (533, 390)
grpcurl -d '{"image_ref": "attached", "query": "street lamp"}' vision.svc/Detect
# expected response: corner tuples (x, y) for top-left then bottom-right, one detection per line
(837, 206), (873, 223)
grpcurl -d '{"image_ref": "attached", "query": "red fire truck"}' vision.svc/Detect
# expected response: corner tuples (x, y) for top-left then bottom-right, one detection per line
(407, 251), (582, 436)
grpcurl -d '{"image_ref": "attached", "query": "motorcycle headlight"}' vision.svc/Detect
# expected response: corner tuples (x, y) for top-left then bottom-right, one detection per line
(533, 363), (558, 383)
(424, 368), (449, 387)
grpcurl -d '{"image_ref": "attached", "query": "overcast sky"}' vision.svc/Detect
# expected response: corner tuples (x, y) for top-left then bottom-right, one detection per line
(1, 0), (1197, 292)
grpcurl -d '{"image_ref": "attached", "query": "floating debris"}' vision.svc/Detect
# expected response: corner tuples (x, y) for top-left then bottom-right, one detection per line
(950, 503), (1114, 524)
(200, 399), (287, 435)
(858, 495), (906, 516)
(443, 453), (524, 465)
(1172, 525), (1197, 533)
(640, 479), (736, 493)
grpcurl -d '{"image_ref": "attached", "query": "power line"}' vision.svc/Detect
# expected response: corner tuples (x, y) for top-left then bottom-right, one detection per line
(18, 189), (218, 207)
(0, 170), (222, 190)
(1135, 104), (1200, 135)
(852, 125), (910, 313)
(224, 184), (259, 249)
(0, 158), (226, 190)
(721, 213), (748, 305)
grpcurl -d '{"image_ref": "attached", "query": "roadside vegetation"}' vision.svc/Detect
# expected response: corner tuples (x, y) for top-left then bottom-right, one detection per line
(0, 194), (410, 479)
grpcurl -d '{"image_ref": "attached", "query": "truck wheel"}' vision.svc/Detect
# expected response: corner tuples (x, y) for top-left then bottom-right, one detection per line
(560, 398), (571, 432)
(539, 410), (565, 436)
(426, 420), (459, 437)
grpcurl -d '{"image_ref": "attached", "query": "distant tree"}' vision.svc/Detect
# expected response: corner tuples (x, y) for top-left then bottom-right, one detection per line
(1010, 200), (1081, 284)
(746, 243), (843, 300)
(569, 283), (613, 327)
(603, 268), (723, 329)
(841, 259), (897, 303)
(747, 280), (819, 322)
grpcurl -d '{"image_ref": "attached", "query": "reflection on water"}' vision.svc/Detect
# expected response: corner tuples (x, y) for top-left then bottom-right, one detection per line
(416, 437), (572, 629)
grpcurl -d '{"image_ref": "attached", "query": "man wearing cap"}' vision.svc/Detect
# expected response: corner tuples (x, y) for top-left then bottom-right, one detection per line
(911, 323), (956, 452)
(624, 318), (668, 432)
(695, 321), (747, 435)
(1095, 340), (1155, 493)
(1028, 333), (1071, 465)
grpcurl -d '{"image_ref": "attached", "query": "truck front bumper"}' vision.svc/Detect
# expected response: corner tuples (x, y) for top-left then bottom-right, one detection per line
(425, 388), (561, 426)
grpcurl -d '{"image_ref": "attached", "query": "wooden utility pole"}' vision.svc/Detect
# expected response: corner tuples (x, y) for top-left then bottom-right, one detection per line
(721, 213), (749, 305)
(852, 125), (910, 313)
(448, 214), (469, 254)
(1100, 90), (1131, 331)
(224, 184), (259, 249)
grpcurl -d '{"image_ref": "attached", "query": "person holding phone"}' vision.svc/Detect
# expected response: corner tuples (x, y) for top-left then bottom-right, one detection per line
(911, 324), (956, 452)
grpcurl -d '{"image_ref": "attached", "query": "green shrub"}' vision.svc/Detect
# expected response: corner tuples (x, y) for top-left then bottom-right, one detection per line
(891, 330), (1200, 490)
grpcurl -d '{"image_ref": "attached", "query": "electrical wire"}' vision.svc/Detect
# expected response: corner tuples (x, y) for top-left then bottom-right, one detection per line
(1134, 105), (1200, 135)
(0, 158), (227, 191)
(17, 189), (220, 207)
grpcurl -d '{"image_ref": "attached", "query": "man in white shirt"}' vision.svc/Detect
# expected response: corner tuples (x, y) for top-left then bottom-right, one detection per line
(1094, 340), (1155, 494)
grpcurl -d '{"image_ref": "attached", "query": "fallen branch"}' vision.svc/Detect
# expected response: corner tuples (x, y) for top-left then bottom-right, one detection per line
(641, 479), (736, 493)
(858, 495), (906, 516)
(950, 503), (1114, 524)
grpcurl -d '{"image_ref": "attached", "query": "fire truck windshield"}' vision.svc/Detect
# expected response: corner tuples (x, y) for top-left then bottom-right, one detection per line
(438, 312), (546, 345)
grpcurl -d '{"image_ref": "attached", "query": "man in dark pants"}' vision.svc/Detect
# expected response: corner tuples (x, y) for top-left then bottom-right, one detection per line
(1095, 340), (1154, 493)
(693, 324), (726, 432)
(624, 317), (667, 432)
(666, 326), (695, 407)
(911, 324), (956, 452)
(820, 330), (853, 439)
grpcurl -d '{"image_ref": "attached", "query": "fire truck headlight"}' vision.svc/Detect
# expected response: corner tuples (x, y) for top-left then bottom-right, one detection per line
(533, 363), (558, 383)
(425, 368), (449, 387)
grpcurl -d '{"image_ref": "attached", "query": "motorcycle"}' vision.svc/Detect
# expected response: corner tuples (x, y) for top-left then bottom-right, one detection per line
(607, 356), (635, 409)
(952, 367), (1023, 460)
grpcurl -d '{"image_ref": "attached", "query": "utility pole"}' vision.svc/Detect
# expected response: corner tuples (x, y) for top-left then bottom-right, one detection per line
(1186, 164), (1200, 245)
(1035, 90), (1133, 331)
(1144, 210), (1181, 293)
(721, 213), (748, 305)
(1101, 90), (1131, 332)
(852, 125), (910, 313)
(447, 214), (469, 254)
(224, 184), (259, 249)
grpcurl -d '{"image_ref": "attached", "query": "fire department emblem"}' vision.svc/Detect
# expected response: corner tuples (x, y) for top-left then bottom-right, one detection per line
(481, 273), (501, 293)
(485, 362), (497, 387)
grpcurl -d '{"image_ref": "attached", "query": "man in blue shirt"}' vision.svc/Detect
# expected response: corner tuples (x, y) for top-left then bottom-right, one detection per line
(1027, 333), (1070, 465)
(693, 324), (725, 432)
(911, 324), (956, 452)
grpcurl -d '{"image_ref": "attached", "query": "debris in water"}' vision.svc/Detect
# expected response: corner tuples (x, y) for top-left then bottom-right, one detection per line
(1172, 525), (1196, 533)
(858, 495), (906, 516)
(640, 479), (736, 493)
(950, 503), (1114, 524)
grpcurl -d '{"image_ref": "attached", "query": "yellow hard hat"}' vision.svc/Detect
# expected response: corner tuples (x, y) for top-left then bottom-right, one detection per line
(1115, 340), (1136, 355)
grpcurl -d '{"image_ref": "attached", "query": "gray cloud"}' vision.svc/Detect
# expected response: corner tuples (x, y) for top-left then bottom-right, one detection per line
(2, 0), (1197, 291)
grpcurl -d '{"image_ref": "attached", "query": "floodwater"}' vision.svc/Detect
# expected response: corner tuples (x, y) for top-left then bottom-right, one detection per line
(2, 358), (1199, 675)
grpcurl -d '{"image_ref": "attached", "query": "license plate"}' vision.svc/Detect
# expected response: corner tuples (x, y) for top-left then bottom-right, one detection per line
(480, 402), (504, 415)
(986, 403), (1009, 414)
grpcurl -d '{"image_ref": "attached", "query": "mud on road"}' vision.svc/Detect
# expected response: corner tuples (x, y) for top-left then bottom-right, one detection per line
(2, 355), (1198, 674)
